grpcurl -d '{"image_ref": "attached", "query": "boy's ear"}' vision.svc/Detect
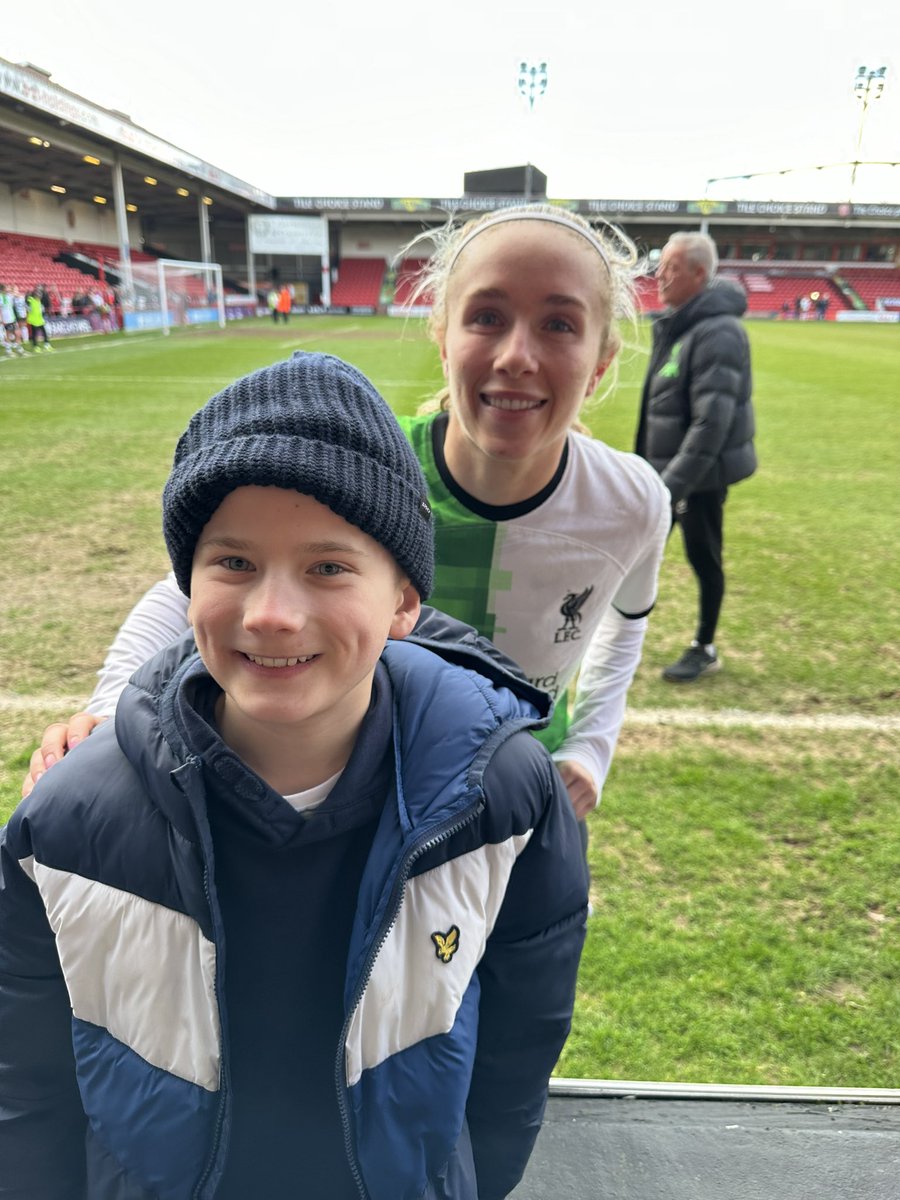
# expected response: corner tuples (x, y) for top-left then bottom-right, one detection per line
(389, 581), (421, 641)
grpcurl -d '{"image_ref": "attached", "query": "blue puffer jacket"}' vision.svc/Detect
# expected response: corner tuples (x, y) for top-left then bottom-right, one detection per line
(0, 617), (588, 1200)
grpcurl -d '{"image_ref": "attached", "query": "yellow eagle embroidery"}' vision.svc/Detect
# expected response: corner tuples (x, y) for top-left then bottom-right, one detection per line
(431, 925), (460, 964)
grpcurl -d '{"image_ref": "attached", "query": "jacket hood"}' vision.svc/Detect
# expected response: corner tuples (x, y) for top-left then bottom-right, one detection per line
(675, 275), (748, 323)
(408, 605), (552, 722)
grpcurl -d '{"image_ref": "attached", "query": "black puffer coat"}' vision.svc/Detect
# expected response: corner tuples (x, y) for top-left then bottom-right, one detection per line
(635, 277), (756, 503)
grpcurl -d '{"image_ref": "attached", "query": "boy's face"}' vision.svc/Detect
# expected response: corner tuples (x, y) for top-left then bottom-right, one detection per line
(189, 486), (420, 767)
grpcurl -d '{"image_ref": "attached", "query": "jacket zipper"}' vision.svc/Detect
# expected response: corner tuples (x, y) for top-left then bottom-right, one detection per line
(334, 797), (485, 1199)
(191, 857), (227, 1199)
(172, 753), (229, 1200)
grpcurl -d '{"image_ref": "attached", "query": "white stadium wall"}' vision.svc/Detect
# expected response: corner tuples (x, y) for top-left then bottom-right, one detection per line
(0, 182), (141, 247)
(336, 224), (417, 262)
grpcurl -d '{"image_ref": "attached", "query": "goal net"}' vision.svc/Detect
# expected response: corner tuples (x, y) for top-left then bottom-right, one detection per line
(121, 259), (225, 333)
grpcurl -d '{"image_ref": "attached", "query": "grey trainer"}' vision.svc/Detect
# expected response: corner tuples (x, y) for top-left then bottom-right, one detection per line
(662, 644), (721, 682)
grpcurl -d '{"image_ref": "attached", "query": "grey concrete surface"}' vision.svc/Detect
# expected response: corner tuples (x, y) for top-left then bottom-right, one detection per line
(510, 1095), (900, 1199)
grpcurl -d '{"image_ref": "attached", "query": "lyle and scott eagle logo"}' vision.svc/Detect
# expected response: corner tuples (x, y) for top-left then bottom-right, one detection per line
(431, 925), (461, 964)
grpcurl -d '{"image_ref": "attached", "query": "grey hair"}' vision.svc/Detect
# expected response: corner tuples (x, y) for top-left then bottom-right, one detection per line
(665, 231), (718, 282)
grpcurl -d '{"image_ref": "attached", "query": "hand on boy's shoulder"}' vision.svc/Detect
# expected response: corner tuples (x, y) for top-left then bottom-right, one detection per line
(554, 760), (600, 818)
(22, 712), (107, 798)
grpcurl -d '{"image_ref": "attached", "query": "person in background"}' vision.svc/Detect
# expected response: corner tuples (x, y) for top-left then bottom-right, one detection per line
(0, 352), (587, 1199)
(635, 231), (756, 682)
(0, 284), (26, 357)
(267, 285), (279, 322)
(25, 288), (53, 352)
(24, 205), (670, 837)
(276, 283), (292, 323)
(12, 288), (28, 341)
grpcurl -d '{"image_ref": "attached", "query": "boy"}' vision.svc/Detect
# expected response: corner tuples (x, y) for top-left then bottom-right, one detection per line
(0, 352), (588, 1199)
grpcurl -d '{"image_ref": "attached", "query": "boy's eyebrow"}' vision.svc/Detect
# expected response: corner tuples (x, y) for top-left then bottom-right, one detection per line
(299, 541), (370, 557)
(197, 535), (370, 556)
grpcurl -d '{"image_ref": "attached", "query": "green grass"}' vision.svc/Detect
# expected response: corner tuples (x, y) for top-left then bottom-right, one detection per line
(1, 315), (898, 1087)
(567, 727), (899, 1086)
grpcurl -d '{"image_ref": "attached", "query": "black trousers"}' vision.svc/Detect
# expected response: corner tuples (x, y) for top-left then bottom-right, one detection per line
(674, 487), (727, 646)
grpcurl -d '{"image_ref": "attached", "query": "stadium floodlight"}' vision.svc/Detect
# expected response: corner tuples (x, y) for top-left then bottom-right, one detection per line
(517, 60), (548, 112)
(516, 60), (549, 201)
(851, 65), (887, 193)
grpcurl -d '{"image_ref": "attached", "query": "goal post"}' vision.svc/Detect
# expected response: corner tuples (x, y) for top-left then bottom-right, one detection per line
(156, 259), (225, 334)
(120, 258), (226, 333)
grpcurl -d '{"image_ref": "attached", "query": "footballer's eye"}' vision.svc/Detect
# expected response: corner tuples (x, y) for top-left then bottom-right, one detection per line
(546, 316), (576, 334)
(472, 310), (501, 326)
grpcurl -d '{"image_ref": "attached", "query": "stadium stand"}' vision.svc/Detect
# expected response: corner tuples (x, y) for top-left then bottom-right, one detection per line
(740, 272), (847, 317)
(634, 267), (850, 317)
(0, 231), (90, 296)
(393, 257), (431, 307)
(837, 266), (900, 310)
(0, 230), (157, 307)
(0, 229), (229, 315)
(329, 257), (385, 307)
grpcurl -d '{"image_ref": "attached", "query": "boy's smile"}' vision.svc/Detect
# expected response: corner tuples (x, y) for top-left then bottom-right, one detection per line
(188, 486), (419, 792)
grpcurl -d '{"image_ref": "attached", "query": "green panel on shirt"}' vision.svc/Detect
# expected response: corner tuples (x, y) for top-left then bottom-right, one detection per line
(400, 414), (568, 752)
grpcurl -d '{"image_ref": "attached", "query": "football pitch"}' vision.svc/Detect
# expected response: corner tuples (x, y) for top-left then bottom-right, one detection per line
(1, 316), (898, 1087)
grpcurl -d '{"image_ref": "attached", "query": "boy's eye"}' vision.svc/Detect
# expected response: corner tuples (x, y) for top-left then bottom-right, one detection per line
(546, 316), (575, 333)
(313, 561), (346, 577)
(221, 556), (253, 572)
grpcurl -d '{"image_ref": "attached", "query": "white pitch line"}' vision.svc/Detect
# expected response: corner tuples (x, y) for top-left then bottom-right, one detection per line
(1, 693), (896, 733)
(624, 708), (900, 733)
(0, 695), (91, 714)
(1, 375), (235, 385)
(278, 324), (361, 348)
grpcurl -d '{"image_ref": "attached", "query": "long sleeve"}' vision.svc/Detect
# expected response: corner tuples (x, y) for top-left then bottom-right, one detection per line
(86, 572), (190, 717)
(0, 826), (86, 1197)
(553, 605), (649, 802)
(552, 481), (670, 804)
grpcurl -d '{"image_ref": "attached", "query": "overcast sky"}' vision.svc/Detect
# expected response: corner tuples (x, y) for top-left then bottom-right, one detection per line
(5, 1), (899, 203)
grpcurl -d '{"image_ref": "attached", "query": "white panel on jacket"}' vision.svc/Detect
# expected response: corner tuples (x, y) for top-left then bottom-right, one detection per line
(23, 857), (220, 1092)
(344, 831), (532, 1087)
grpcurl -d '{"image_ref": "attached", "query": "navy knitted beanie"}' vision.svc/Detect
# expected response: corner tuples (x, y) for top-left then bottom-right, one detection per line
(162, 352), (433, 598)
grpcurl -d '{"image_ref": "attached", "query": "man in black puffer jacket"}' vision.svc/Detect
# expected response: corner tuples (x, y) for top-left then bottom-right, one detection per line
(636, 232), (756, 682)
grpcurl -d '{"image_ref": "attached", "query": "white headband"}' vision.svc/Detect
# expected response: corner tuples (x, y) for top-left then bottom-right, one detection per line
(448, 209), (612, 275)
